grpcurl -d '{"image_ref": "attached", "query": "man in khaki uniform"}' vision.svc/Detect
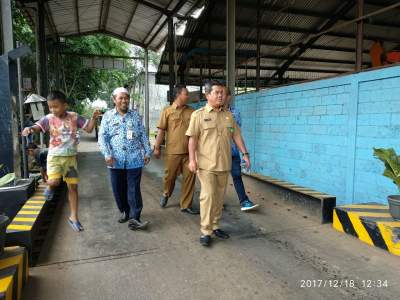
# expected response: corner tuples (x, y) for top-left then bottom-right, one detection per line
(186, 80), (250, 246)
(154, 85), (199, 214)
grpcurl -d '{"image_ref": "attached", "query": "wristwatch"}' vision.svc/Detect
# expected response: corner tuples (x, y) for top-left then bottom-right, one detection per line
(242, 152), (249, 156)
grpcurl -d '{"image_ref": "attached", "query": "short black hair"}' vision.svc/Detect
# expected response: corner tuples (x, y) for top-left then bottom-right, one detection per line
(47, 90), (67, 103)
(204, 80), (224, 94)
(173, 84), (187, 99)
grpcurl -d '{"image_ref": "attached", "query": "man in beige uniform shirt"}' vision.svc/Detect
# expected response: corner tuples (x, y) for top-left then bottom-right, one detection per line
(154, 85), (199, 214)
(186, 80), (250, 246)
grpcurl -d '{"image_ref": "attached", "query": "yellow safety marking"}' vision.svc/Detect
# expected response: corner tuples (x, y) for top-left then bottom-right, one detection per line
(30, 196), (45, 199)
(312, 194), (329, 197)
(320, 195), (335, 198)
(377, 223), (400, 256)
(17, 211), (39, 215)
(347, 212), (374, 246)
(332, 210), (344, 232)
(293, 188), (313, 191)
(26, 200), (45, 204)
(12, 217), (36, 222)
(7, 224), (32, 230)
(279, 182), (295, 186)
(351, 211), (392, 218)
(20, 208), (40, 212)
(23, 205), (43, 209)
(0, 254), (24, 300)
(376, 221), (400, 227)
(304, 191), (323, 194)
(341, 205), (387, 209)
(0, 276), (13, 300)
(22, 205), (42, 209)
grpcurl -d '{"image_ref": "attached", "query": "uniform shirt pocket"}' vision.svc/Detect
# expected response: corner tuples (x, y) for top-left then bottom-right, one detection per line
(222, 119), (235, 136)
(202, 120), (217, 130)
(169, 114), (181, 129)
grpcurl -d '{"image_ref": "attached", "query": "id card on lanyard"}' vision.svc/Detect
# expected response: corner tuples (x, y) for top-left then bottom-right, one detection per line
(127, 121), (134, 140)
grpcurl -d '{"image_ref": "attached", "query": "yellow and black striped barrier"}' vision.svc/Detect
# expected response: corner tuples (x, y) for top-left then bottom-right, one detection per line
(6, 183), (48, 261)
(0, 247), (28, 300)
(333, 204), (400, 256)
(247, 173), (336, 223)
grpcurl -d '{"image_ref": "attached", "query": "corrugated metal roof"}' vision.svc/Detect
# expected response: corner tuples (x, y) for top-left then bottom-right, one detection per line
(156, 0), (400, 88)
(17, 0), (400, 88)
(18, 0), (201, 50)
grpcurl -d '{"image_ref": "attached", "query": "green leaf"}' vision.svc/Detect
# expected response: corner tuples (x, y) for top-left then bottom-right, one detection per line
(374, 147), (400, 190)
(0, 173), (15, 187)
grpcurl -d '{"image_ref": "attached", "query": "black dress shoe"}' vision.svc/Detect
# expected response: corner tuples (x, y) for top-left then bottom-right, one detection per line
(128, 219), (149, 230)
(213, 229), (230, 239)
(160, 196), (168, 208)
(118, 212), (129, 223)
(200, 235), (211, 246)
(181, 207), (200, 215)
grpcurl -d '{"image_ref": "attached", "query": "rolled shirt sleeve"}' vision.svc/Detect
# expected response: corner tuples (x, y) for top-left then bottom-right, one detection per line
(185, 112), (200, 137)
(157, 108), (168, 130)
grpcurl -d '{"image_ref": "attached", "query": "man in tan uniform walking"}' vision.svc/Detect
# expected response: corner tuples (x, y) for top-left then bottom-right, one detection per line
(154, 85), (199, 215)
(186, 80), (250, 246)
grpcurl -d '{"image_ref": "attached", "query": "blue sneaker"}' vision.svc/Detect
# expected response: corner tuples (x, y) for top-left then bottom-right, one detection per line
(44, 187), (55, 201)
(241, 200), (260, 211)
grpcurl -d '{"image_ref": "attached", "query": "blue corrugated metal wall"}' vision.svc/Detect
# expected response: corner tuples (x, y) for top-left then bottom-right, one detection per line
(189, 66), (400, 204)
(233, 65), (400, 205)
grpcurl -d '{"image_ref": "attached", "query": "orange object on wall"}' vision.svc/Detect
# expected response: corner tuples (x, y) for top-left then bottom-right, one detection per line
(386, 51), (400, 64)
(370, 41), (384, 67)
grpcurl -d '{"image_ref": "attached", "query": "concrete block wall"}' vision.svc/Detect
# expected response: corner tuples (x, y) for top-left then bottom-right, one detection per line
(235, 65), (400, 205)
(354, 74), (400, 203)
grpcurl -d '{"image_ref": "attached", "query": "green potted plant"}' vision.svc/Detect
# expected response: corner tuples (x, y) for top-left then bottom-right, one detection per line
(373, 148), (400, 220)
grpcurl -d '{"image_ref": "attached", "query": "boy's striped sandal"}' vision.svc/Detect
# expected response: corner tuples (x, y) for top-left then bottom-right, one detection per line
(68, 218), (84, 232)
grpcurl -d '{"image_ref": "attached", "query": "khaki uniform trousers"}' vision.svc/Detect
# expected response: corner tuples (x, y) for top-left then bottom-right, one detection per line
(163, 154), (196, 209)
(197, 169), (229, 235)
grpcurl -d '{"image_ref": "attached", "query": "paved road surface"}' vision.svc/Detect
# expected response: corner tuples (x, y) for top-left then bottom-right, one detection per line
(23, 134), (400, 300)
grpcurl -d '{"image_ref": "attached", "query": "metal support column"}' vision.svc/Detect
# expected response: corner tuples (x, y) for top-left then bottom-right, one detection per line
(0, 0), (14, 175)
(17, 42), (28, 178)
(1, 0), (13, 53)
(37, 0), (48, 97)
(144, 48), (149, 137)
(256, 0), (261, 91)
(168, 17), (175, 103)
(226, 0), (235, 102)
(355, 0), (364, 72)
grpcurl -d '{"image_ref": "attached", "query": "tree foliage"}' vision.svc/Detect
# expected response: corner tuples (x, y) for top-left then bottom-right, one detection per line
(11, 2), (161, 114)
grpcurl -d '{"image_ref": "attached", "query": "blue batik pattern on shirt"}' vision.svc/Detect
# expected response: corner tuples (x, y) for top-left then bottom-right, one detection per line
(98, 108), (152, 169)
(230, 106), (241, 157)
